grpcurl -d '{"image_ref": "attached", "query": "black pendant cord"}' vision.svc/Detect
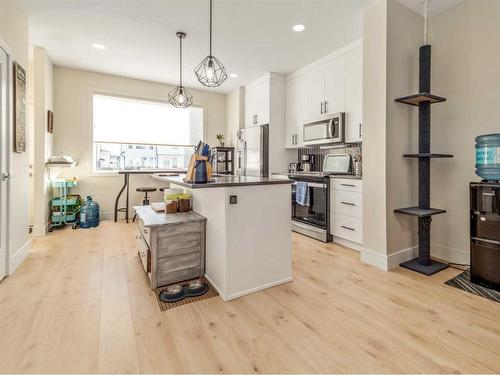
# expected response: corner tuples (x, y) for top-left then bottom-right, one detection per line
(179, 35), (183, 87)
(209, 0), (213, 57)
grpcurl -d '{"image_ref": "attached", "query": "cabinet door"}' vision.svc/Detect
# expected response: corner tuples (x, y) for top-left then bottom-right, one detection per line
(285, 79), (296, 148)
(245, 84), (257, 128)
(255, 78), (270, 126)
(294, 74), (308, 147)
(344, 47), (363, 143)
(306, 64), (325, 120)
(324, 54), (345, 115)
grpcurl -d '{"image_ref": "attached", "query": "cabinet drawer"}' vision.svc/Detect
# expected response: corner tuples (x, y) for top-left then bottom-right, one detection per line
(137, 233), (150, 273)
(331, 178), (362, 192)
(157, 231), (201, 259)
(331, 213), (363, 244)
(157, 252), (202, 286)
(332, 190), (362, 217)
(137, 219), (151, 247)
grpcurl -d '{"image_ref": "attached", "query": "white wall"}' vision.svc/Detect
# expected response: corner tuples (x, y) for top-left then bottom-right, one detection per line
(53, 67), (227, 219)
(0, 0), (31, 274)
(32, 47), (54, 237)
(428, 0), (500, 264)
(362, 0), (422, 269)
(225, 86), (244, 147)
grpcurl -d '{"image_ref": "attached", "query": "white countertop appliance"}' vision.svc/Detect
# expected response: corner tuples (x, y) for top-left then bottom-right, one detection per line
(303, 113), (345, 146)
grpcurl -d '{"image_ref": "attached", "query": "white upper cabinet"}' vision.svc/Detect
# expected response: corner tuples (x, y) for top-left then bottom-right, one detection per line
(344, 47), (363, 143)
(285, 74), (307, 148)
(324, 54), (345, 115)
(306, 65), (326, 120)
(245, 77), (270, 128)
(284, 39), (363, 147)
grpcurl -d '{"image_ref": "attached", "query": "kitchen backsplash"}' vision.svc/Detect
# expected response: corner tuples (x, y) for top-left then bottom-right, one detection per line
(297, 143), (362, 172)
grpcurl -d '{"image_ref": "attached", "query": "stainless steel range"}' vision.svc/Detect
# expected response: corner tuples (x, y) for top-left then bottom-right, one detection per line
(289, 154), (352, 242)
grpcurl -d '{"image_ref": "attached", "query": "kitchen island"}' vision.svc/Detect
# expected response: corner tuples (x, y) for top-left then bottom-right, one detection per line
(152, 174), (293, 301)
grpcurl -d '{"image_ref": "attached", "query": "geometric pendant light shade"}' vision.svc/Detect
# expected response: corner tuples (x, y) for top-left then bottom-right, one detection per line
(168, 32), (193, 108)
(194, 0), (227, 87)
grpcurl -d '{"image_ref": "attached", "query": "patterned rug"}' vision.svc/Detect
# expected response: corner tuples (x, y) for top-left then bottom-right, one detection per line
(155, 277), (219, 311)
(445, 270), (500, 303)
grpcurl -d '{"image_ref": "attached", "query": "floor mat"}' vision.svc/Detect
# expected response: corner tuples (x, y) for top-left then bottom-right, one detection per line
(155, 277), (219, 311)
(445, 270), (500, 303)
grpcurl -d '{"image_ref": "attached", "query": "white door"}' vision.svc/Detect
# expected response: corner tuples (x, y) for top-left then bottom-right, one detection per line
(294, 74), (308, 148)
(344, 47), (363, 143)
(0, 48), (8, 280)
(285, 78), (295, 148)
(306, 64), (325, 120)
(324, 54), (345, 115)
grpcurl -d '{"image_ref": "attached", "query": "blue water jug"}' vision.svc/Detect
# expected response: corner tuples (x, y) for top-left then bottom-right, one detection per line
(475, 134), (500, 181)
(80, 196), (100, 228)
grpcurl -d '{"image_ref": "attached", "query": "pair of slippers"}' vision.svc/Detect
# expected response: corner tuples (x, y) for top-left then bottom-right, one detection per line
(159, 279), (209, 303)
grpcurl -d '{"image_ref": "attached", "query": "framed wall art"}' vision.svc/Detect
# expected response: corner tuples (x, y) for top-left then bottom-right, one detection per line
(13, 61), (27, 153)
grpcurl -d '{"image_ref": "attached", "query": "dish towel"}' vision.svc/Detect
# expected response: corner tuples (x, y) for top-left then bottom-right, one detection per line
(295, 181), (310, 207)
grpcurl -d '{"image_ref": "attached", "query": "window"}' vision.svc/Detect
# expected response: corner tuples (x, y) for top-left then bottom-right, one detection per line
(93, 94), (203, 171)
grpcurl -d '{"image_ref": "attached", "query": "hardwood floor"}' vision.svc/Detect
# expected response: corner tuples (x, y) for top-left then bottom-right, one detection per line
(0, 221), (499, 373)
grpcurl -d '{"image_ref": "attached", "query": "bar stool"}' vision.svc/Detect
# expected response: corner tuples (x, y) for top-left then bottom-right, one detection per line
(133, 187), (157, 222)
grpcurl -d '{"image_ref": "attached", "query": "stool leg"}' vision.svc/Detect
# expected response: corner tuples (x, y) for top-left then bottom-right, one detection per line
(132, 213), (137, 222)
(144, 192), (150, 206)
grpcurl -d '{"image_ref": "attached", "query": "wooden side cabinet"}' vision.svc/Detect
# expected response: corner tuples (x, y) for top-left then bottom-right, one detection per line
(134, 206), (206, 289)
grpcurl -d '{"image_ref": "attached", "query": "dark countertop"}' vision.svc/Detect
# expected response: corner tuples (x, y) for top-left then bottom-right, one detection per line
(118, 169), (187, 175)
(152, 174), (293, 189)
(271, 172), (362, 180)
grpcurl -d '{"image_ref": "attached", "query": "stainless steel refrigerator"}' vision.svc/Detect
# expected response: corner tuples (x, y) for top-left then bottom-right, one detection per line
(236, 124), (269, 177)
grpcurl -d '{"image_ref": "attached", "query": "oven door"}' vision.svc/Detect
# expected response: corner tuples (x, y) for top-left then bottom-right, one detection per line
(291, 180), (328, 230)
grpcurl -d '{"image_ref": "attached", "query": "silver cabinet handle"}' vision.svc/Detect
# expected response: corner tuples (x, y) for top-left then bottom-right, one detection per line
(340, 201), (355, 206)
(359, 123), (362, 138)
(340, 183), (355, 187)
(340, 225), (355, 231)
(2, 173), (11, 181)
(482, 192), (495, 196)
(324, 101), (328, 113)
(320, 102), (324, 114)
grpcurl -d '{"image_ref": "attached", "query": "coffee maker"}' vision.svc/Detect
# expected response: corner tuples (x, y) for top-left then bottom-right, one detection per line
(300, 154), (315, 172)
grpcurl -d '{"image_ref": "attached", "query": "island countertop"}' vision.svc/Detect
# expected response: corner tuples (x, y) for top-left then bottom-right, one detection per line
(151, 173), (293, 188)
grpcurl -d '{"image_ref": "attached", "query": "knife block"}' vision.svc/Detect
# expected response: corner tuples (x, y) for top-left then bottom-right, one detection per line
(185, 155), (212, 183)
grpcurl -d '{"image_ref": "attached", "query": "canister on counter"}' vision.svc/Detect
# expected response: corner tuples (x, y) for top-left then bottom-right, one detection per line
(165, 193), (179, 214)
(178, 193), (192, 212)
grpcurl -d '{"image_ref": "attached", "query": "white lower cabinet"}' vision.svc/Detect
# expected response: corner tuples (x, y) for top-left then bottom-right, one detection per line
(330, 178), (363, 245)
(331, 214), (363, 244)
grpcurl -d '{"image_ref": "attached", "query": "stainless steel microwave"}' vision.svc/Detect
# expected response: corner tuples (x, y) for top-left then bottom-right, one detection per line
(303, 113), (345, 146)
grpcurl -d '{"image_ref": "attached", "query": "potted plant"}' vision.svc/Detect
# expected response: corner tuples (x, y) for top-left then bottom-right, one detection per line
(216, 134), (225, 147)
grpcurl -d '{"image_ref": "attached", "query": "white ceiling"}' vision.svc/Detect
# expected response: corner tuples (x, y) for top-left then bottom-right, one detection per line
(396, 0), (464, 17)
(20, 0), (373, 93)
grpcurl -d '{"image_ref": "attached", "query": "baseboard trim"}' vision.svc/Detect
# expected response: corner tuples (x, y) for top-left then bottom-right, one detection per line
(431, 244), (469, 265)
(225, 277), (293, 301)
(361, 246), (417, 271)
(9, 240), (31, 275)
(333, 237), (364, 252)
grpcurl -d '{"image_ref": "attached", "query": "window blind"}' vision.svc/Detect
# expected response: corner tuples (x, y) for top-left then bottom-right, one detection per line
(93, 94), (203, 146)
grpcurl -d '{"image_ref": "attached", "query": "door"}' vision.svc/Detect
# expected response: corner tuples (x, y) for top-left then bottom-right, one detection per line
(285, 78), (295, 148)
(0, 48), (9, 280)
(294, 74), (307, 148)
(324, 54), (345, 115)
(306, 64), (325, 120)
(291, 179), (328, 229)
(244, 125), (263, 177)
(344, 47), (363, 143)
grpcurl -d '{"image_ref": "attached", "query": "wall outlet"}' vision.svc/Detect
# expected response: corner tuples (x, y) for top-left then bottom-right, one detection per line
(229, 195), (237, 204)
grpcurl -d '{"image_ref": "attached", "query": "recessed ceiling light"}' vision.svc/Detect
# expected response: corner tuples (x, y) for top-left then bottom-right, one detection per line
(92, 43), (106, 50)
(229, 73), (238, 78)
(292, 24), (306, 32)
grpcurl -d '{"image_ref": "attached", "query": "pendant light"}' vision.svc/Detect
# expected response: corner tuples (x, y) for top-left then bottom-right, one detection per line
(194, 0), (227, 87)
(168, 32), (193, 108)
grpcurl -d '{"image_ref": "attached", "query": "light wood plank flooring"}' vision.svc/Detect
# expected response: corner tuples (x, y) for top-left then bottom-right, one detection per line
(0, 221), (499, 373)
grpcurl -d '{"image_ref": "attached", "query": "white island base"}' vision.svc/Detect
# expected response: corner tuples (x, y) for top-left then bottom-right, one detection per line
(171, 182), (292, 301)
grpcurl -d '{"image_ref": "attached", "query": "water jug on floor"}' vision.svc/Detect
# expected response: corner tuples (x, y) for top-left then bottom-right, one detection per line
(80, 196), (100, 228)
